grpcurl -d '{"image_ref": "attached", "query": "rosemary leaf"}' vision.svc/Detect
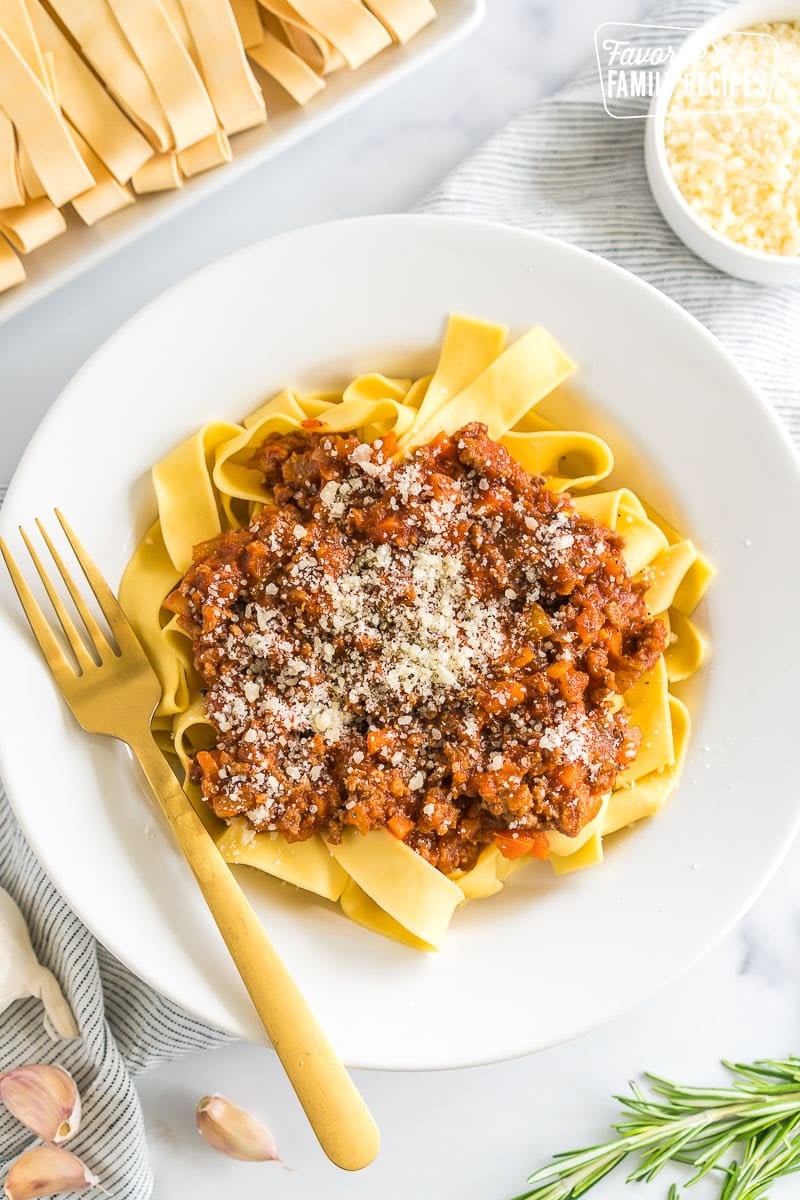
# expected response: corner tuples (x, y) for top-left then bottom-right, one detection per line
(516, 1058), (800, 1200)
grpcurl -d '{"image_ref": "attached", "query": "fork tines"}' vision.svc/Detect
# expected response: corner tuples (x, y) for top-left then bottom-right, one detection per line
(0, 510), (128, 679)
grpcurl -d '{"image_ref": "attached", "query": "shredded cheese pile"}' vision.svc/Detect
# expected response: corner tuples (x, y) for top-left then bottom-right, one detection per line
(0, 0), (437, 295)
(665, 21), (800, 256)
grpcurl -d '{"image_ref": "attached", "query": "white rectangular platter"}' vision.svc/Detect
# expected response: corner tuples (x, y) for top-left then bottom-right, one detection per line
(0, 0), (484, 326)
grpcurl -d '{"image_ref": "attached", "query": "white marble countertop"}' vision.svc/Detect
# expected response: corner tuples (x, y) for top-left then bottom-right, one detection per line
(4, 2), (800, 1198)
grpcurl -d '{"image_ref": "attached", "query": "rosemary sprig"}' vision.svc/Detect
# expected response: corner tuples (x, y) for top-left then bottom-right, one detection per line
(515, 1058), (800, 1200)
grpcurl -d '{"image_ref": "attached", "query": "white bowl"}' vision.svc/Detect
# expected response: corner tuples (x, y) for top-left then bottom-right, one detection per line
(3, 216), (800, 1068)
(645, 0), (800, 285)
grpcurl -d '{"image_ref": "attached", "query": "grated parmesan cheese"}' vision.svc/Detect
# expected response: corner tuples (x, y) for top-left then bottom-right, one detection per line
(665, 22), (800, 255)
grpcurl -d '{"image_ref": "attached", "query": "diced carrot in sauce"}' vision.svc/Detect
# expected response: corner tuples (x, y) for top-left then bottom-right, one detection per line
(388, 814), (415, 841)
(367, 728), (392, 755)
(195, 750), (219, 781)
(483, 680), (527, 715)
(558, 763), (581, 789)
(495, 832), (551, 861)
(546, 660), (570, 680)
(509, 646), (535, 669)
(378, 432), (398, 458)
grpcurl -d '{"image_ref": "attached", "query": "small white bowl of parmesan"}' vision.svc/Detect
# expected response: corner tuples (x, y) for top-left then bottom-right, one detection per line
(645, 0), (800, 284)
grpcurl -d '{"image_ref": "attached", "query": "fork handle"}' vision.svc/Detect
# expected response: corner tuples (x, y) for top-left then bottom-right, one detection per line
(129, 732), (380, 1172)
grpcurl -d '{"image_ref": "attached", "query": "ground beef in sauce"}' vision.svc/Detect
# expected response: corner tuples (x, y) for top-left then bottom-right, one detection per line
(166, 422), (666, 874)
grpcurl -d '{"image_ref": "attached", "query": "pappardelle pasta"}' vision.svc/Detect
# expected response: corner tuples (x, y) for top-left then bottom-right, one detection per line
(120, 315), (713, 951)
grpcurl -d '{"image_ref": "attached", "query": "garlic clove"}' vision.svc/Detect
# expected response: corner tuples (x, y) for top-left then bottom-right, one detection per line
(3, 1145), (97, 1199)
(196, 1094), (280, 1162)
(0, 888), (78, 1041)
(36, 972), (79, 1043)
(0, 1064), (81, 1144)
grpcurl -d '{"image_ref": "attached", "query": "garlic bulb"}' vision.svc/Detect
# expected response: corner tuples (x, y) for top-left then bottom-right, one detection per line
(0, 888), (77, 1040)
(196, 1094), (280, 1162)
(0, 1064), (81, 1144)
(3, 1145), (97, 1199)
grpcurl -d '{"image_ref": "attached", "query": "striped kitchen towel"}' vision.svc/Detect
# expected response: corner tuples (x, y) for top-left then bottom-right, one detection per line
(0, 784), (228, 1199)
(1, 0), (798, 1196)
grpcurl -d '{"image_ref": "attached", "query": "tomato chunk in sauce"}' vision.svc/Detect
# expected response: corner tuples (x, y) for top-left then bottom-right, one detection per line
(167, 423), (666, 874)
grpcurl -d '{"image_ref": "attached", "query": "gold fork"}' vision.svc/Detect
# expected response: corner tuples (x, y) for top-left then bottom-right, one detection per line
(0, 511), (380, 1172)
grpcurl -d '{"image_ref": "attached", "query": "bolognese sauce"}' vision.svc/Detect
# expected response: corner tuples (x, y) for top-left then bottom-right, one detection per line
(166, 422), (666, 874)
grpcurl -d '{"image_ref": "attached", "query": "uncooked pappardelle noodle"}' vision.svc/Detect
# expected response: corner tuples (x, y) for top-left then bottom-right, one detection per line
(120, 315), (713, 951)
(0, 0), (436, 294)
